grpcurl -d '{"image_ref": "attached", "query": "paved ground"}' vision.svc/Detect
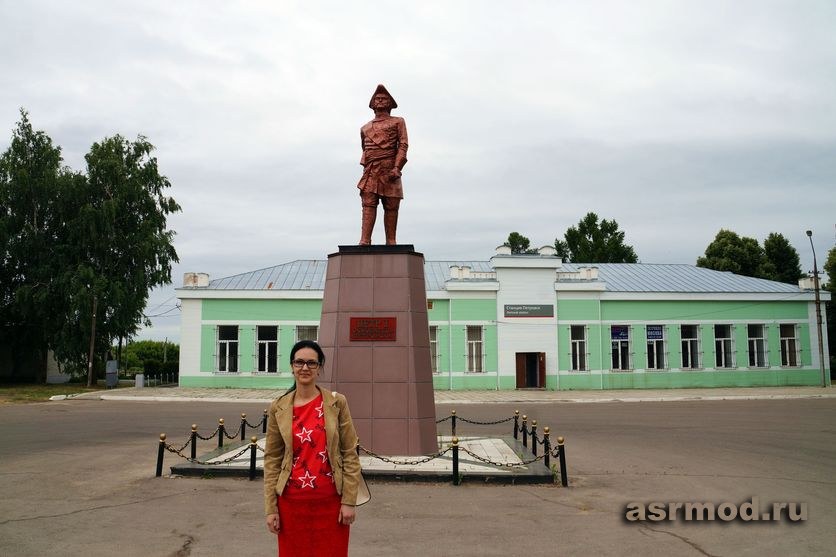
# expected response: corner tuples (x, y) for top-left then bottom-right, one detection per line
(63, 384), (836, 404)
(2, 391), (835, 556)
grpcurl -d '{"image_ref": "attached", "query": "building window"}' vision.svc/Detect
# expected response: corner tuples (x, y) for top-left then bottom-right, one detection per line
(779, 324), (799, 367)
(681, 325), (700, 369)
(296, 325), (318, 342)
(429, 326), (439, 373)
(714, 324), (735, 368)
(646, 325), (666, 370)
(217, 325), (239, 373)
(466, 326), (483, 372)
(611, 325), (631, 371)
(747, 324), (767, 368)
(570, 325), (587, 371)
(257, 326), (278, 373)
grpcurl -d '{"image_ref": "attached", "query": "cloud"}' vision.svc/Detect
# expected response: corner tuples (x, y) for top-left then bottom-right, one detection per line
(1, 0), (834, 342)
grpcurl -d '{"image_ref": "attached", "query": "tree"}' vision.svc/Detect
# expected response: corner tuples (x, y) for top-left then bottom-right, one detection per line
(0, 109), (76, 382)
(696, 229), (771, 278)
(824, 246), (836, 376)
(503, 232), (537, 254)
(763, 233), (803, 284)
(0, 111), (180, 383)
(554, 212), (638, 263)
(119, 339), (179, 371)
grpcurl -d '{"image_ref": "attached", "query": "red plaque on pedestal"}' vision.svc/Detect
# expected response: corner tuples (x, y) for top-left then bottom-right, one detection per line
(350, 317), (397, 341)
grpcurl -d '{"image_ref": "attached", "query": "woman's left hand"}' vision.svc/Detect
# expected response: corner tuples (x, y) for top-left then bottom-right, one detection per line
(338, 504), (356, 526)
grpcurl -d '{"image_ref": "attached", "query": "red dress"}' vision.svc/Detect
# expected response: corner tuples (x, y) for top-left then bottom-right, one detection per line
(277, 394), (349, 556)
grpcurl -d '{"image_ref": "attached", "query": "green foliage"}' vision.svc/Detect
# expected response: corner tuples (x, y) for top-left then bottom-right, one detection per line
(0, 110), (180, 382)
(697, 230), (767, 278)
(697, 229), (804, 283)
(121, 339), (179, 371)
(554, 212), (638, 263)
(763, 233), (802, 284)
(503, 232), (537, 254)
(824, 246), (836, 376)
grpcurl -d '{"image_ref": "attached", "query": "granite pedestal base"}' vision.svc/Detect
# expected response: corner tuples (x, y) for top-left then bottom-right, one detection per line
(317, 245), (438, 455)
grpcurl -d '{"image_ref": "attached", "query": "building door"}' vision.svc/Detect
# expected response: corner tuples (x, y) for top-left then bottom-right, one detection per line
(515, 352), (546, 388)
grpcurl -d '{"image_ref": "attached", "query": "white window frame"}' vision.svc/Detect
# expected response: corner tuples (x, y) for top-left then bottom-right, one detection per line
(611, 325), (631, 371)
(646, 325), (667, 371)
(429, 325), (439, 374)
(714, 324), (735, 369)
(217, 325), (239, 373)
(466, 325), (484, 373)
(747, 324), (768, 368)
(256, 325), (278, 373)
(680, 324), (701, 369)
(296, 325), (318, 342)
(570, 325), (588, 372)
(779, 324), (800, 368)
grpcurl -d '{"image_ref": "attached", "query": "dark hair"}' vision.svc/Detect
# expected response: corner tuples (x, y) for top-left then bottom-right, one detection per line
(289, 339), (325, 366)
(281, 340), (326, 398)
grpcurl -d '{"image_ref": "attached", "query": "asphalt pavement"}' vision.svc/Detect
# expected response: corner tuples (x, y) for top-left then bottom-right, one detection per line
(60, 384), (836, 404)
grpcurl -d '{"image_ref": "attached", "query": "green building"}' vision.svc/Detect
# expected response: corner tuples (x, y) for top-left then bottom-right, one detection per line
(177, 246), (830, 390)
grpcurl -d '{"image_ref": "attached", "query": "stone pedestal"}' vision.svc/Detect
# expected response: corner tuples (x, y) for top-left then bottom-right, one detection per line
(317, 245), (438, 455)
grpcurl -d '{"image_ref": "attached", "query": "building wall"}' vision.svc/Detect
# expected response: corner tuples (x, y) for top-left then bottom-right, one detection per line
(178, 283), (829, 390)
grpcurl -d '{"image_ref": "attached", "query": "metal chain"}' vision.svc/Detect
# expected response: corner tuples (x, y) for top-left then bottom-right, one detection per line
(458, 446), (546, 467)
(456, 416), (515, 426)
(358, 444), (452, 465)
(174, 437), (192, 453)
(223, 425), (242, 440)
(244, 419), (264, 429)
(435, 416), (452, 423)
(195, 429), (219, 441)
(164, 443), (252, 465)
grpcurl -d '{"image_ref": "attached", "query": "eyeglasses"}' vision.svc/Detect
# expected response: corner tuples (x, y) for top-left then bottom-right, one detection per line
(291, 359), (320, 370)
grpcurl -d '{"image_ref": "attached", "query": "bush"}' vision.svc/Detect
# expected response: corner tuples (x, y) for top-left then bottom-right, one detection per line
(143, 359), (162, 377)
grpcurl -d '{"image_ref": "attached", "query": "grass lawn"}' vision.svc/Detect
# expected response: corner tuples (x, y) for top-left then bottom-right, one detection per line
(0, 383), (105, 404)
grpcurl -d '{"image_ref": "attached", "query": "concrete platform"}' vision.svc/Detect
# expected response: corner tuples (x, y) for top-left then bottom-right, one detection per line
(169, 435), (555, 484)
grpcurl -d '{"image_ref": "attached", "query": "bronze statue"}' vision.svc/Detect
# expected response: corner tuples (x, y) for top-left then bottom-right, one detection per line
(357, 84), (408, 245)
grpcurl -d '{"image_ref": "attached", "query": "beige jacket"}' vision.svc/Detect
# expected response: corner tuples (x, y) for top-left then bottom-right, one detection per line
(263, 387), (361, 515)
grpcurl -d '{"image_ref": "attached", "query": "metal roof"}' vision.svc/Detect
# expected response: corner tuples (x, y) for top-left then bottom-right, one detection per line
(206, 259), (803, 294)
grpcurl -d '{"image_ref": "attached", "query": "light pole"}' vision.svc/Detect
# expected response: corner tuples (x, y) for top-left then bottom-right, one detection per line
(806, 230), (828, 388)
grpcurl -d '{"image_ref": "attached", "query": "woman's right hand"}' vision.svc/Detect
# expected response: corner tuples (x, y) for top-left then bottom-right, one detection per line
(266, 513), (280, 535)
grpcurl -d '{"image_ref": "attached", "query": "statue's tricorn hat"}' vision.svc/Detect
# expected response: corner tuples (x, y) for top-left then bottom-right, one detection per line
(369, 84), (397, 109)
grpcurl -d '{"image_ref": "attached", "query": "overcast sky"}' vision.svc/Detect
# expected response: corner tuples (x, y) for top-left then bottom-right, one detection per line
(2, 0), (834, 342)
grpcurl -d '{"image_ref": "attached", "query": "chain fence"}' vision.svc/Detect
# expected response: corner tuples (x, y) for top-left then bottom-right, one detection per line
(155, 408), (568, 486)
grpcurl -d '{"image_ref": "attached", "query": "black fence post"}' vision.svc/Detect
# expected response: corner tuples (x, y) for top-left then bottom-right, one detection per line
(513, 410), (519, 439)
(452, 437), (460, 486)
(557, 436), (568, 487)
(451, 410), (457, 437)
(190, 425), (197, 460)
(521, 415), (528, 448)
(249, 436), (258, 481)
(542, 426), (551, 470)
(156, 433), (166, 477)
(531, 420), (538, 457)
(218, 418), (225, 449)
(262, 409), (268, 434)
(240, 413), (247, 441)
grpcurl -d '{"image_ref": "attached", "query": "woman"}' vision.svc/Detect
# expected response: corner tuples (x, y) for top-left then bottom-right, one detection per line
(264, 340), (361, 556)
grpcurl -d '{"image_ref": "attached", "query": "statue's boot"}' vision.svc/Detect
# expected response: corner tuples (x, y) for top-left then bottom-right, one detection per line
(384, 210), (398, 245)
(359, 207), (376, 245)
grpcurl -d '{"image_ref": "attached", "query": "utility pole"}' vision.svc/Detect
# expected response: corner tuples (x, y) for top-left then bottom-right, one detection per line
(806, 230), (828, 388)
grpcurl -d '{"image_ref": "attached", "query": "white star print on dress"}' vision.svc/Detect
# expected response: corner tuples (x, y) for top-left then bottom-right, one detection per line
(315, 402), (324, 418)
(295, 426), (313, 444)
(297, 470), (317, 489)
(318, 450), (328, 463)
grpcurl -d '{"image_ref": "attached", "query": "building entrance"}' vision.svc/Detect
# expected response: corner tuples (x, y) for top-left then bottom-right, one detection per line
(515, 352), (545, 388)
